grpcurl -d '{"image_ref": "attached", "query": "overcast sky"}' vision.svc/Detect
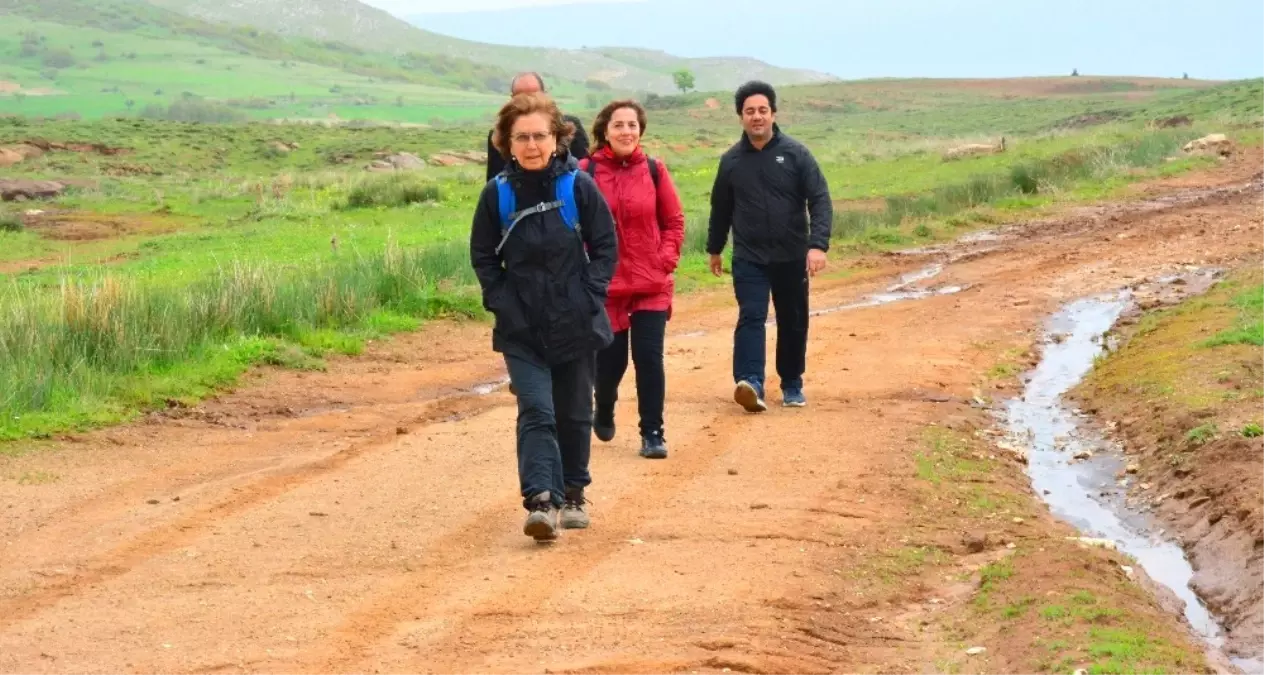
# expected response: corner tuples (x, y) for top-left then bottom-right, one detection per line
(362, 0), (1262, 80)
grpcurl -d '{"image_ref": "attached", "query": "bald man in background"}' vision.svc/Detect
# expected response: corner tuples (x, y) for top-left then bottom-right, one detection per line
(485, 71), (590, 181)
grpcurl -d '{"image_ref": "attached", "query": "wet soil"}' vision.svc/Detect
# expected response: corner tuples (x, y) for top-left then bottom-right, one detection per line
(0, 153), (1260, 674)
(1071, 263), (1264, 666)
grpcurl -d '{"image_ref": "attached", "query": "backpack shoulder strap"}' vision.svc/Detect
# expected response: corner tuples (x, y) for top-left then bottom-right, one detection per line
(494, 174), (514, 231)
(646, 155), (659, 188)
(555, 169), (579, 232)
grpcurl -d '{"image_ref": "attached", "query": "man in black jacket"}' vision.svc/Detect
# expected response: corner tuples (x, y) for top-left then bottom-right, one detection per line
(706, 80), (833, 413)
(485, 72), (590, 181)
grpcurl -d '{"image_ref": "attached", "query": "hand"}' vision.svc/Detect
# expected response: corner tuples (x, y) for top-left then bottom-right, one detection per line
(807, 248), (827, 276)
(709, 254), (724, 277)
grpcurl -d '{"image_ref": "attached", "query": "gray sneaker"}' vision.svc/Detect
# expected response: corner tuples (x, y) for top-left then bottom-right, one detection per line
(523, 491), (559, 541)
(560, 488), (590, 529)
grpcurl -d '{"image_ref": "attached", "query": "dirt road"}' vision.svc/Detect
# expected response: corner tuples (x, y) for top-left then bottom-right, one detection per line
(1, 155), (1261, 674)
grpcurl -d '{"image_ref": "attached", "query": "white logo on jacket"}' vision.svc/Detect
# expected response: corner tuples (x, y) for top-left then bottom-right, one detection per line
(775, 156), (785, 164)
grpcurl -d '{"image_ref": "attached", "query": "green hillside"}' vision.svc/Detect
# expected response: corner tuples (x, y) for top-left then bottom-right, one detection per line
(0, 0), (541, 123)
(141, 0), (837, 93)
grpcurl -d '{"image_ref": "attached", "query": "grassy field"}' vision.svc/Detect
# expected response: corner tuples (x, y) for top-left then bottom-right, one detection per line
(0, 76), (1261, 440)
(0, 0), (571, 123)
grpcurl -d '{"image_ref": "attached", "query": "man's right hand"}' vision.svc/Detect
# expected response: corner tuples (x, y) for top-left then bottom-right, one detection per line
(709, 254), (724, 277)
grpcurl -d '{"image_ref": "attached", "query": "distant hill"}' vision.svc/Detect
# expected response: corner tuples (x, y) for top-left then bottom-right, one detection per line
(141, 0), (837, 94)
(0, 0), (521, 122)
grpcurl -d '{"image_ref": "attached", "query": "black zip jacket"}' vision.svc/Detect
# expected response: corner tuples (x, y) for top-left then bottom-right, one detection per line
(486, 114), (590, 182)
(470, 151), (616, 366)
(705, 124), (833, 265)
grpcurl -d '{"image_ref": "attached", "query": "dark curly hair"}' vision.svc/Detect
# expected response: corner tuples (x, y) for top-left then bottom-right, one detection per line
(590, 99), (648, 150)
(490, 92), (576, 161)
(734, 80), (777, 115)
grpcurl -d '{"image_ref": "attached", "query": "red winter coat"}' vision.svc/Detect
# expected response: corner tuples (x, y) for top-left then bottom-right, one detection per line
(579, 146), (686, 332)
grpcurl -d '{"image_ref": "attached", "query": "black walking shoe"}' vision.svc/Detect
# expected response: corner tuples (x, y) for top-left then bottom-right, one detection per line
(639, 430), (668, 459)
(523, 492), (558, 542)
(560, 487), (590, 529)
(594, 403), (615, 442)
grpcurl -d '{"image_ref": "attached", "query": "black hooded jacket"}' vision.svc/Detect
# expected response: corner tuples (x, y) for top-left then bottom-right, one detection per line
(705, 124), (833, 265)
(470, 151), (617, 366)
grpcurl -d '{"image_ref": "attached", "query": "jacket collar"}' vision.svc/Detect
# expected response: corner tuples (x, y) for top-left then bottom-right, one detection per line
(594, 144), (646, 166)
(739, 123), (783, 152)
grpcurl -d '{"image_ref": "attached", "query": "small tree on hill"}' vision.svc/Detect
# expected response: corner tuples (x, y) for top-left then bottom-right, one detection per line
(1070, 68), (1079, 76)
(672, 69), (695, 94)
(1183, 72), (1189, 80)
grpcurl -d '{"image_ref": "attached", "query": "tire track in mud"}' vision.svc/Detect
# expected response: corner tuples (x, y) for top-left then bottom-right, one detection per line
(0, 391), (514, 633)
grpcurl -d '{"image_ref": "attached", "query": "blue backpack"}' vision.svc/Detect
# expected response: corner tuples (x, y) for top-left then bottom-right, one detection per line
(493, 169), (580, 255)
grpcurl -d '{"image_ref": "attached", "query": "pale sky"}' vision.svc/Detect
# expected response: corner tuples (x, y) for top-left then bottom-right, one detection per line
(360, 0), (631, 13)
(363, 0), (1262, 80)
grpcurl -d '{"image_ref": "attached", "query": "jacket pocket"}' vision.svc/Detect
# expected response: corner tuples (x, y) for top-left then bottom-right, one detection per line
(485, 280), (531, 338)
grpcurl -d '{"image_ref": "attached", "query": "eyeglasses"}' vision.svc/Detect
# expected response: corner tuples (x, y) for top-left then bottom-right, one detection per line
(510, 131), (552, 145)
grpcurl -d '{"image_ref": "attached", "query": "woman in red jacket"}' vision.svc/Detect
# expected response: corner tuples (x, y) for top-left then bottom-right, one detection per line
(579, 99), (686, 459)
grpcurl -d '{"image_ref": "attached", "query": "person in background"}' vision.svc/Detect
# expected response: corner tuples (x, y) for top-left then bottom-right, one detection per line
(470, 92), (617, 542)
(705, 80), (833, 413)
(486, 72), (590, 182)
(579, 99), (685, 460)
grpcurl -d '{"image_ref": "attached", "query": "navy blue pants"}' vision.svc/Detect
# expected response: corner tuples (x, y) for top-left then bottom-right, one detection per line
(731, 257), (809, 393)
(504, 353), (594, 509)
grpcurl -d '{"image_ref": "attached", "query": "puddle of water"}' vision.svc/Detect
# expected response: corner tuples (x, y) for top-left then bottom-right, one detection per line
(764, 264), (965, 324)
(807, 284), (968, 319)
(1001, 290), (1237, 661)
(469, 376), (510, 396)
(887, 264), (944, 291)
(957, 230), (1002, 244)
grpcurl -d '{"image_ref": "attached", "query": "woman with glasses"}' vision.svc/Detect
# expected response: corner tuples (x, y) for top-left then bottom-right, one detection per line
(469, 92), (618, 542)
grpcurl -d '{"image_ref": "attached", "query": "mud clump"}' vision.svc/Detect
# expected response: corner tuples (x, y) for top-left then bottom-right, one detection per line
(1053, 109), (1129, 129)
(0, 179), (66, 202)
(1152, 115), (1193, 129)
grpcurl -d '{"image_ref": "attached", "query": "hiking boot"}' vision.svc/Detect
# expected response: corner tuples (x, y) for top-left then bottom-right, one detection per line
(523, 491), (558, 541)
(734, 380), (767, 413)
(782, 387), (807, 408)
(560, 487), (590, 529)
(594, 403), (615, 442)
(639, 431), (668, 459)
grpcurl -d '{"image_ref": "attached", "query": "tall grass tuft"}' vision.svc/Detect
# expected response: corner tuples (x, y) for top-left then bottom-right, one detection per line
(830, 131), (1192, 238)
(341, 173), (444, 209)
(0, 239), (479, 439)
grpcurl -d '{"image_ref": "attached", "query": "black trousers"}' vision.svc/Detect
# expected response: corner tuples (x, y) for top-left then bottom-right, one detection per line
(594, 310), (668, 436)
(504, 352), (594, 509)
(731, 257), (808, 392)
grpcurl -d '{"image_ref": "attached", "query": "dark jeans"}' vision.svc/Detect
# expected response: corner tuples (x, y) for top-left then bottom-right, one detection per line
(731, 257), (809, 392)
(504, 352), (594, 509)
(595, 310), (668, 436)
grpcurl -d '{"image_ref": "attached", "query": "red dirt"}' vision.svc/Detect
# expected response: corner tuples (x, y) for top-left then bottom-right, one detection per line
(0, 158), (1260, 673)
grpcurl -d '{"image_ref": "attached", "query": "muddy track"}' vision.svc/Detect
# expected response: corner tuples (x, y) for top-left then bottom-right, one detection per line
(1, 155), (1261, 674)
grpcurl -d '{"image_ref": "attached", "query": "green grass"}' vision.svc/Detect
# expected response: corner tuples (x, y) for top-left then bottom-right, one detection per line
(1202, 282), (1263, 347)
(0, 238), (479, 439)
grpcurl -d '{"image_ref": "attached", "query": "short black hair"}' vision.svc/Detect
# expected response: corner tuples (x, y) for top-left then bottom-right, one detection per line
(511, 71), (546, 93)
(734, 80), (777, 115)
